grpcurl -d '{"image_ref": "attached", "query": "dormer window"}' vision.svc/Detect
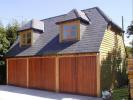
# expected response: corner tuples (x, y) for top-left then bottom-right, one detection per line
(56, 9), (90, 43)
(59, 20), (80, 42)
(21, 32), (32, 45)
(19, 30), (32, 46)
(18, 19), (44, 47)
(63, 23), (79, 42)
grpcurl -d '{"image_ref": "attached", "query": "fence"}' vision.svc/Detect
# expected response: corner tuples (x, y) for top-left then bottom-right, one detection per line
(128, 59), (133, 99)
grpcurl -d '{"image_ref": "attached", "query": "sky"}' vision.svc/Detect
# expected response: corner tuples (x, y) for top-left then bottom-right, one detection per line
(0, 0), (132, 46)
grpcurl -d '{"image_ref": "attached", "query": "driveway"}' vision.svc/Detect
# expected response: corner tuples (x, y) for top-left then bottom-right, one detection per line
(0, 85), (102, 100)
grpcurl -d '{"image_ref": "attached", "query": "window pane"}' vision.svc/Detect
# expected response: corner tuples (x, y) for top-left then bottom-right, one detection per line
(21, 32), (31, 46)
(27, 38), (31, 44)
(21, 34), (26, 44)
(22, 34), (26, 39)
(27, 32), (31, 39)
(63, 24), (77, 41)
(27, 32), (31, 44)
(22, 39), (26, 44)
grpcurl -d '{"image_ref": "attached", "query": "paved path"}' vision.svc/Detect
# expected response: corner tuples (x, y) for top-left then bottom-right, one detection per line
(0, 85), (102, 100)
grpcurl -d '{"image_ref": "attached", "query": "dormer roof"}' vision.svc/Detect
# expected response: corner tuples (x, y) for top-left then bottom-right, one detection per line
(56, 9), (90, 24)
(18, 19), (44, 32)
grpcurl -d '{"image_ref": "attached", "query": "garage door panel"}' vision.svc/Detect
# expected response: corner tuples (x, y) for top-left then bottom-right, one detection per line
(8, 58), (28, 87)
(59, 56), (97, 96)
(15, 59), (27, 87)
(29, 57), (56, 91)
(8, 55), (97, 96)
(29, 58), (41, 88)
(41, 58), (56, 90)
(77, 56), (97, 96)
(59, 57), (76, 93)
(8, 59), (16, 85)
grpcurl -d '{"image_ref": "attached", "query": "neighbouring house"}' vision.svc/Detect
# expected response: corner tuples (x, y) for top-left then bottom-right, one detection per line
(5, 7), (126, 97)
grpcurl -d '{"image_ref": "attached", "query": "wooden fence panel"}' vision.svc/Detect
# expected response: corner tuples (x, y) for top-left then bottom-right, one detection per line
(128, 59), (133, 71)
(128, 59), (133, 99)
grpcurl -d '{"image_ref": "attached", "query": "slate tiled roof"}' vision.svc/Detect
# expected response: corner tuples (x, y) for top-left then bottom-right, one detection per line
(6, 7), (123, 57)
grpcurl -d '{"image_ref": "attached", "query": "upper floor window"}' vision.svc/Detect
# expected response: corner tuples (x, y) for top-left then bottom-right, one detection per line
(60, 20), (80, 42)
(20, 32), (32, 46)
(63, 24), (78, 41)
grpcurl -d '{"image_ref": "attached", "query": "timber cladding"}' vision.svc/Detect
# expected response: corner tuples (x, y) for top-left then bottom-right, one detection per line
(8, 58), (28, 87)
(7, 54), (99, 96)
(59, 56), (97, 96)
(29, 57), (56, 91)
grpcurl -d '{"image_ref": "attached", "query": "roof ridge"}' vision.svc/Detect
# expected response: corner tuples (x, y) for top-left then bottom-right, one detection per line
(40, 14), (66, 21)
(94, 7), (124, 32)
(81, 6), (99, 12)
(41, 7), (98, 21)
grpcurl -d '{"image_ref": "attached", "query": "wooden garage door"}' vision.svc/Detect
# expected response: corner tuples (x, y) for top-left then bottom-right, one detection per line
(29, 57), (56, 91)
(77, 56), (97, 96)
(59, 56), (97, 96)
(59, 57), (76, 93)
(8, 58), (28, 87)
(8, 59), (16, 85)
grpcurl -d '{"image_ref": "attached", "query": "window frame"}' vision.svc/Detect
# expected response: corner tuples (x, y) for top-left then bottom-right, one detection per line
(60, 20), (80, 42)
(19, 30), (32, 47)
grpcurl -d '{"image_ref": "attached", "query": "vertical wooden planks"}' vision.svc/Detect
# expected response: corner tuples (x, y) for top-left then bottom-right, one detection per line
(8, 58), (28, 87)
(128, 59), (133, 99)
(59, 57), (76, 93)
(29, 58), (42, 88)
(8, 59), (16, 85)
(41, 57), (56, 91)
(29, 57), (56, 91)
(7, 54), (98, 96)
(15, 59), (27, 87)
(59, 55), (97, 96)
(77, 56), (97, 96)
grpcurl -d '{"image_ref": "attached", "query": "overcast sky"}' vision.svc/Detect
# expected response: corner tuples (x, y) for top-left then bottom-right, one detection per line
(0, 0), (132, 46)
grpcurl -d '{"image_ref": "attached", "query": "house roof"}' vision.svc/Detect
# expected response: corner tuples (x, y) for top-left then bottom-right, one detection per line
(6, 7), (124, 57)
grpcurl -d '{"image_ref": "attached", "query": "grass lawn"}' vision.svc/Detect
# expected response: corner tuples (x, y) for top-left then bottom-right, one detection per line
(112, 87), (129, 100)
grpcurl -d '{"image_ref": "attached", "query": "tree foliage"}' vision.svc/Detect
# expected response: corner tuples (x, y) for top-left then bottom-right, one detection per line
(126, 46), (133, 57)
(0, 20), (19, 84)
(0, 20), (19, 57)
(127, 21), (133, 36)
(127, 21), (133, 58)
(6, 20), (19, 46)
(101, 48), (128, 90)
(0, 24), (9, 56)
